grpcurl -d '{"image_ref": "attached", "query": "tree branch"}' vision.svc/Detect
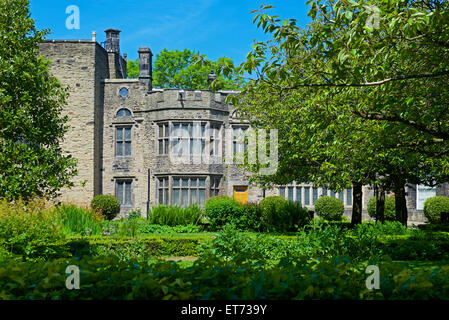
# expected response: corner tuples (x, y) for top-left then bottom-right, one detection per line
(352, 110), (449, 140)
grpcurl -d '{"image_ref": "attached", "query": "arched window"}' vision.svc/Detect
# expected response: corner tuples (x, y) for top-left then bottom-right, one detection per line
(116, 108), (132, 117)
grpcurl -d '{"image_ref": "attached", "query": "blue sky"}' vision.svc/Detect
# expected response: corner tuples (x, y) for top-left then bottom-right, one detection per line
(29, 0), (311, 64)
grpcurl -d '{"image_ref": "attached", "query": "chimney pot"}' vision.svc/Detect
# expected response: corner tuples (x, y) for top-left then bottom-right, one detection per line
(92, 31), (97, 42)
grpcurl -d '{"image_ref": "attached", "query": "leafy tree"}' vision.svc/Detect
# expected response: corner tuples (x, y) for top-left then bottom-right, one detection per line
(127, 49), (243, 90)
(0, 0), (77, 200)
(199, 1), (449, 225)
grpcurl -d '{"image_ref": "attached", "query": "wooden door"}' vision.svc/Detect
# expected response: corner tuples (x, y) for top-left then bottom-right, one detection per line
(233, 186), (248, 204)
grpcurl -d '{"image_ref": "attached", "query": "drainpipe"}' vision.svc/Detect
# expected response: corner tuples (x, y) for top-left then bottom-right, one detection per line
(147, 169), (151, 219)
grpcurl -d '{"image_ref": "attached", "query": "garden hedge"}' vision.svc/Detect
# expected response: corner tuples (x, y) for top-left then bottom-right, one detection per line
(423, 196), (449, 224)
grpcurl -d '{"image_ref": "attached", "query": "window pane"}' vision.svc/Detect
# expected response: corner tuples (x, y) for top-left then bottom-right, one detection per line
(164, 140), (169, 154)
(163, 178), (168, 187)
(172, 124), (180, 136)
(125, 182), (131, 205)
(164, 189), (168, 205)
(181, 124), (189, 137)
(347, 188), (352, 206)
(339, 191), (344, 202)
(313, 188), (318, 204)
(159, 125), (164, 138)
(322, 188), (328, 197)
(158, 188), (163, 204)
(330, 190), (335, 198)
(173, 189), (180, 206)
(182, 139), (189, 155)
(296, 187), (302, 204)
(193, 139), (202, 156)
(279, 187), (285, 198)
(182, 179), (189, 188)
(116, 142), (123, 156)
(199, 189), (206, 206)
(116, 128), (123, 141)
(125, 142), (131, 156)
(288, 187), (294, 202)
(117, 182), (123, 204)
(417, 185), (436, 210)
(125, 128), (131, 140)
(199, 179), (206, 188)
(201, 124), (206, 137)
(304, 187), (310, 205)
(182, 189), (189, 207)
(190, 189), (197, 205)
(173, 140), (180, 156)
(159, 140), (164, 154)
(173, 178), (180, 187)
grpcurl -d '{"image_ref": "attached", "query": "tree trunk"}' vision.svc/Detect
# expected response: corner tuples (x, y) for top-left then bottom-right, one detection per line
(376, 184), (385, 224)
(351, 182), (363, 225)
(393, 179), (408, 227)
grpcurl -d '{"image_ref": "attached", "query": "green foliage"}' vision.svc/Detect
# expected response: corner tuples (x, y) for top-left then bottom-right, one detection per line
(259, 196), (311, 232)
(367, 196), (396, 221)
(54, 204), (105, 236)
(67, 235), (208, 259)
(127, 48), (243, 90)
(148, 205), (202, 226)
(240, 203), (263, 231)
(2, 254), (449, 300)
(127, 208), (142, 220)
(0, 0), (77, 200)
(91, 195), (121, 221)
(0, 199), (69, 261)
(314, 196), (344, 221)
(423, 196), (449, 224)
(204, 196), (243, 230)
(135, 223), (202, 235)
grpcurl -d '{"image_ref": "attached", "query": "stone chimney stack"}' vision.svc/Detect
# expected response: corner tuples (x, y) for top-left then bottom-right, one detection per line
(104, 29), (126, 79)
(105, 29), (121, 53)
(138, 47), (153, 90)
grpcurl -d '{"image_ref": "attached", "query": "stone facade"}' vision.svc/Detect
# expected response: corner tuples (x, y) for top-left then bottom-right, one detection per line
(39, 30), (440, 222)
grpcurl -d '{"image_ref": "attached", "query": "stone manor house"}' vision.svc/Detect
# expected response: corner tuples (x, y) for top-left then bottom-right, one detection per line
(38, 29), (442, 221)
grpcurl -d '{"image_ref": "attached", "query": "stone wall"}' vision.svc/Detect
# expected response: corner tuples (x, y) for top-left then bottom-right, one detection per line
(39, 40), (114, 207)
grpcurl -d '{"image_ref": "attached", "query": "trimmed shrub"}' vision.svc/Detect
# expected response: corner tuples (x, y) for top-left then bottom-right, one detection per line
(314, 196), (344, 221)
(367, 196), (396, 221)
(424, 196), (449, 224)
(204, 196), (243, 230)
(148, 205), (202, 226)
(91, 195), (121, 221)
(259, 196), (311, 232)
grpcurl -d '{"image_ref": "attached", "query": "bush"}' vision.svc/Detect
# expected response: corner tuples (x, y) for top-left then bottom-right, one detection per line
(314, 196), (344, 221)
(240, 203), (263, 231)
(91, 195), (121, 221)
(259, 196), (311, 232)
(423, 196), (449, 224)
(0, 199), (69, 261)
(54, 204), (104, 236)
(148, 205), (202, 226)
(367, 196), (396, 221)
(204, 196), (243, 230)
